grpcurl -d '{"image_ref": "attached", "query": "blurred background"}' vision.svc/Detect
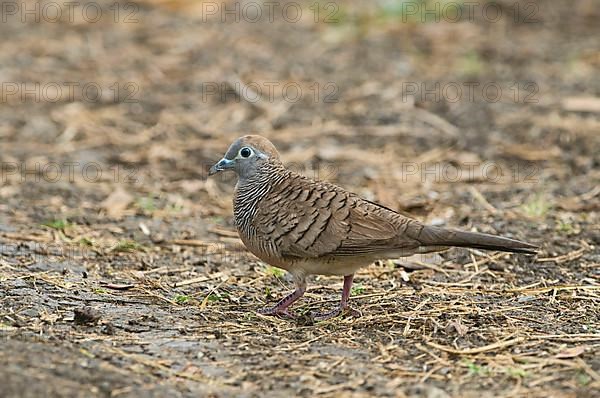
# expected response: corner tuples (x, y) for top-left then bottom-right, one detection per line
(1, 1), (599, 396)
(1, 0), (598, 228)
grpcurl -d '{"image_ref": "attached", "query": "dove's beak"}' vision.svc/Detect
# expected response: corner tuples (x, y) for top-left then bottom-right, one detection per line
(208, 158), (234, 176)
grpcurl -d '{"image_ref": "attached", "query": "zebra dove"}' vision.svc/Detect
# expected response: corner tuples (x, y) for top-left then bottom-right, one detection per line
(209, 135), (537, 320)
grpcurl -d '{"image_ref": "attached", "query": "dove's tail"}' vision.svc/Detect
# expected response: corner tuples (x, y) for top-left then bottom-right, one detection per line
(416, 225), (538, 255)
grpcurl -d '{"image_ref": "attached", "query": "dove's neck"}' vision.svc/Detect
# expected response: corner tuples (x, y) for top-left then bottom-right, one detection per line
(234, 161), (288, 233)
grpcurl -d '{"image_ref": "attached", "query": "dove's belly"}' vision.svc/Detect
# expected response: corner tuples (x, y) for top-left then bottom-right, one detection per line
(290, 256), (373, 276)
(241, 235), (371, 276)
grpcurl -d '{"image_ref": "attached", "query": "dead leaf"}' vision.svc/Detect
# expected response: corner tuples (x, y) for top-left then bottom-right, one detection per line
(446, 320), (469, 337)
(179, 179), (206, 193)
(99, 282), (135, 290)
(555, 345), (587, 359)
(101, 187), (133, 219)
(500, 143), (561, 161)
(0, 186), (19, 198)
(399, 268), (410, 282)
(148, 143), (182, 162)
(40, 312), (61, 324)
(562, 96), (600, 113)
(139, 222), (150, 235)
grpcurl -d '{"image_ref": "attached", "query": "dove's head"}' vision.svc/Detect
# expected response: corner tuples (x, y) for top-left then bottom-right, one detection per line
(208, 135), (281, 179)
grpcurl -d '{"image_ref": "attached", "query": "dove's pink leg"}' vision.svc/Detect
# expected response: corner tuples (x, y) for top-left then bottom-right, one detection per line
(258, 279), (306, 317)
(314, 274), (361, 321)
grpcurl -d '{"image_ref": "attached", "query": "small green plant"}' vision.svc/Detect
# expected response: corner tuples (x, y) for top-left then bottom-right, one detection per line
(78, 237), (94, 247)
(556, 219), (578, 235)
(113, 240), (145, 253)
(521, 195), (551, 218)
(93, 288), (108, 294)
(206, 294), (219, 303)
(210, 216), (225, 223)
(174, 294), (190, 305)
(577, 372), (591, 386)
(266, 266), (285, 278)
(351, 284), (365, 296)
(464, 360), (490, 376)
(42, 219), (70, 230)
(0, 321), (16, 331)
(165, 202), (184, 213)
(505, 367), (528, 378)
(206, 292), (229, 303)
(557, 219), (572, 233)
(137, 196), (157, 213)
(457, 51), (484, 76)
(264, 286), (272, 298)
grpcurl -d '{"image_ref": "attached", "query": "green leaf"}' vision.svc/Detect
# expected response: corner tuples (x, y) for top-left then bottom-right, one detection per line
(42, 219), (70, 230)
(174, 294), (190, 304)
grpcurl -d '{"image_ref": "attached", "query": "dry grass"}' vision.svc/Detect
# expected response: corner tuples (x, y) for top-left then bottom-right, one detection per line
(1, 0), (599, 396)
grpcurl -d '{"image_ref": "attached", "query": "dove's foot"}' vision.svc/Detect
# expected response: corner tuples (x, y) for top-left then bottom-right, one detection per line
(257, 283), (306, 318)
(312, 305), (361, 321)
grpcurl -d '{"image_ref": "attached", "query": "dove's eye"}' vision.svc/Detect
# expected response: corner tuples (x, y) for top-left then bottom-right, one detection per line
(239, 147), (253, 158)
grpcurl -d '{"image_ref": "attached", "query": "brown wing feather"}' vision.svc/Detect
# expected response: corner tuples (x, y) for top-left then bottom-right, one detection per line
(254, 175), (423, 259)
(251, 171), (537, 262)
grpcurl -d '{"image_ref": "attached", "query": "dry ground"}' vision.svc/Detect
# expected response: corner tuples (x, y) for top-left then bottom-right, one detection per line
(1, 0), (599, 397)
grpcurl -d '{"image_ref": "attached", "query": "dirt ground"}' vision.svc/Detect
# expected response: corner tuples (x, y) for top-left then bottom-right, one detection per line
(1, 0), (599, 397)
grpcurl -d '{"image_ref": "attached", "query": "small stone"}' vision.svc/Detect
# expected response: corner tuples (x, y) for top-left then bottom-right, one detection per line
(74, 306), (101, 325)
(101, 323), (115, 335)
